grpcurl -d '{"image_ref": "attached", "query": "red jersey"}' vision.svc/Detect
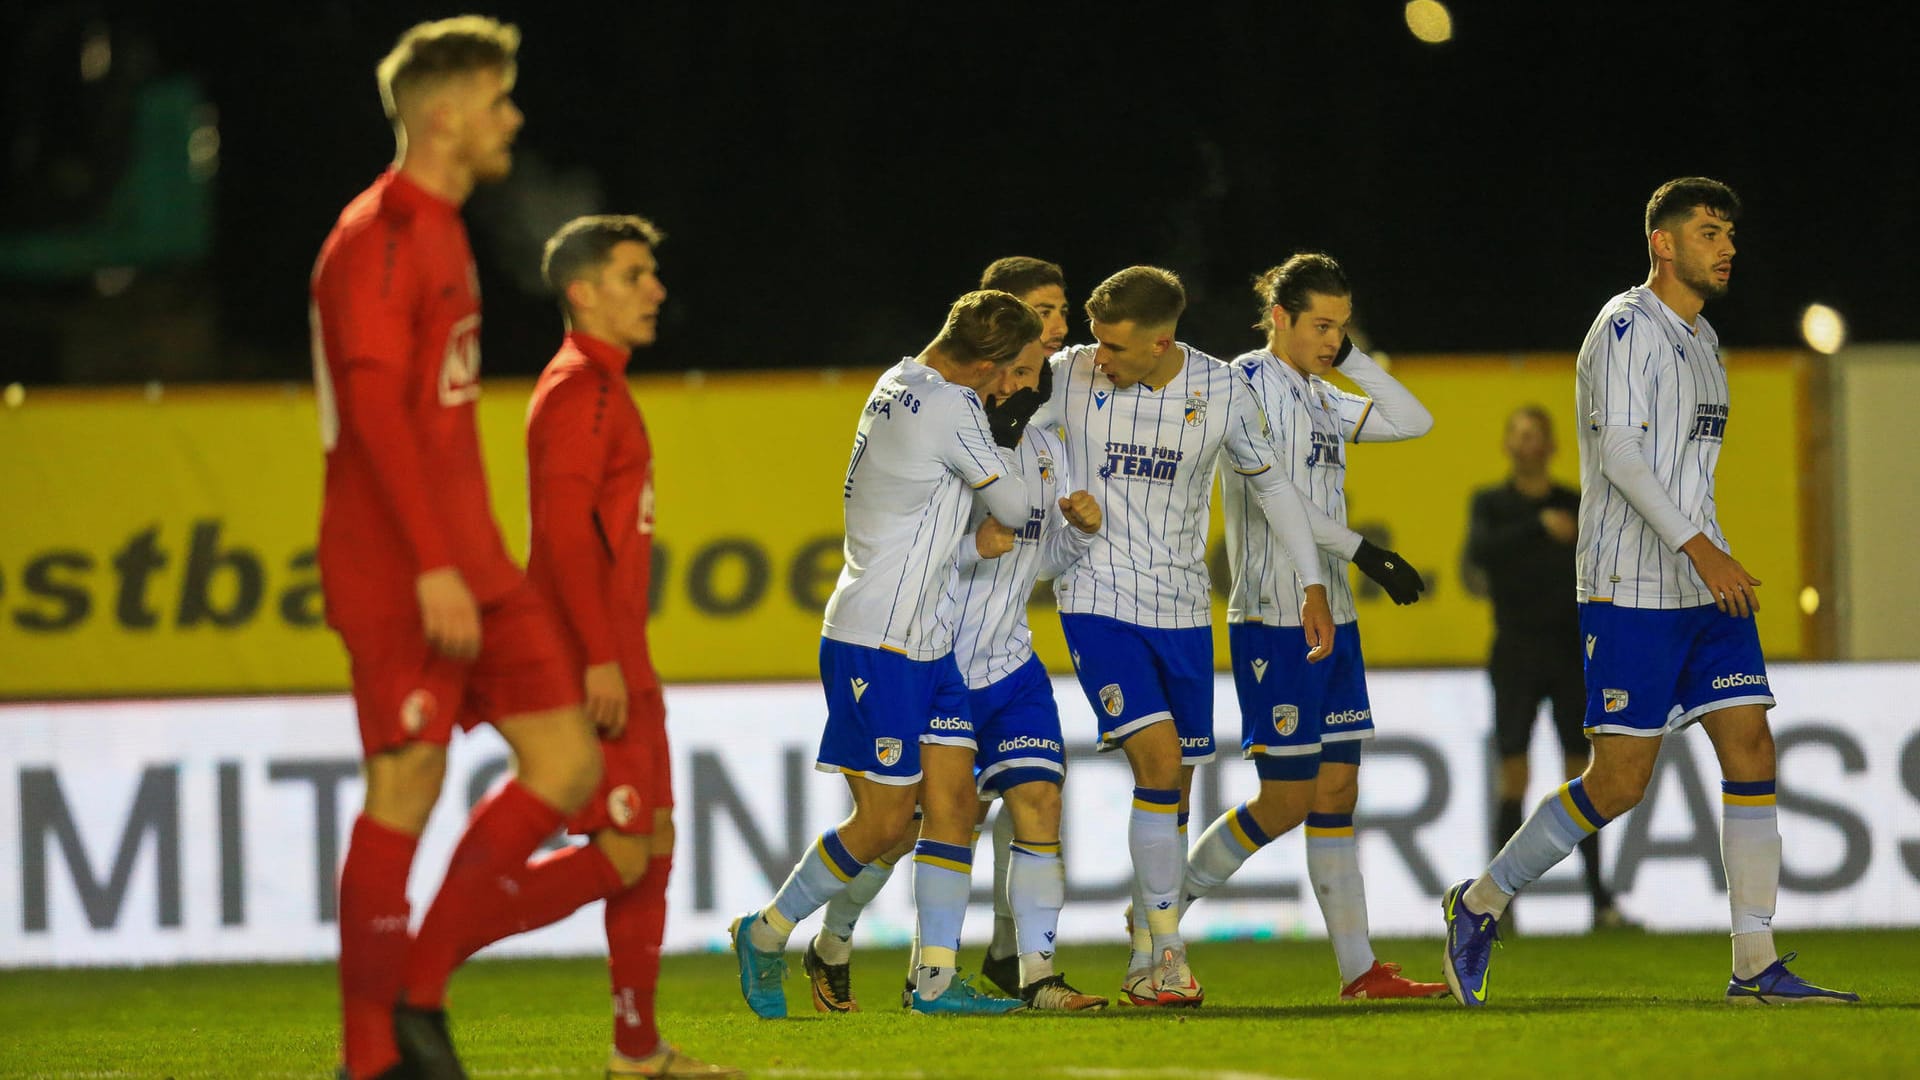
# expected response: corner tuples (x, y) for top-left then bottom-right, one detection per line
(309, 169), (522, 625)
(525, 332), (659, 690)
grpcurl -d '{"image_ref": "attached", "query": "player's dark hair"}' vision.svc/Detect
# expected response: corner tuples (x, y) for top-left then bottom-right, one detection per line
(377, 15), (521, 120)
(1644, 177), (1741, 236)
(933, 290), (1042, 365)
(1253, 253), (1351, 333)
(1506, 403), (1554, 438)
(980, 256), (1065, 299)
(542, 214), (665, 315)
(1085, 266), (1185, 329)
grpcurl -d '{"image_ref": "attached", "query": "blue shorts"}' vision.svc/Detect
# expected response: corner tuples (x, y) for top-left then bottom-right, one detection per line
(970, 654), (1067, 798)
(1059, 613), (1215, 764)
(1229, 620), (1373, 781)
(1579, 602), (1774, 737)
(815, 638), (974, 786)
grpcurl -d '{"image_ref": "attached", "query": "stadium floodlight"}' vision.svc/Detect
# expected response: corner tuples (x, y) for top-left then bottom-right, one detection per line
(1405, 1), (1453, 44)
(1800, 303), (1847, 355)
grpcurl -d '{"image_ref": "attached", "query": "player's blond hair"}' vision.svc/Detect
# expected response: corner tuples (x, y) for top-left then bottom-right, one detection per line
(933, 290), (1042, 366)
(376, 15), (521, 120)
(1085, 266), (1185, 330)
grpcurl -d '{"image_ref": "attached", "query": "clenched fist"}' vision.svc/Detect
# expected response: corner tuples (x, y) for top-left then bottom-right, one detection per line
(1060, 491), (1101, 534)
(976, 516), (1017, 558)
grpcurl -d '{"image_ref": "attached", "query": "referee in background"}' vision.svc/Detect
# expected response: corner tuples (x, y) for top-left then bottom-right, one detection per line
(1465, 405), (1633, 930)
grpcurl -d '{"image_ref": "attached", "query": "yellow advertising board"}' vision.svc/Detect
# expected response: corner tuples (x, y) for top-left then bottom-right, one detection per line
(0, 352), (1809, 698)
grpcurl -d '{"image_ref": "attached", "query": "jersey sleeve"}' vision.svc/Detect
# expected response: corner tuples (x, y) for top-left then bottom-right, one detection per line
(527, 371), (619, 664)
(318, 223), (454, 574)
(944, 389), (1029, 524)
(1334, 349), (1434, 443)
(1037, 436), (1094, 580)
(1222, 373), (1327, 588)
(1586, 310), (1656, 431)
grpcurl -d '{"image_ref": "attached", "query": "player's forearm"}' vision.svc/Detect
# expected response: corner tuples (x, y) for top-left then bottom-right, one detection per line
(1597, 426), (1702, 551)
(1341, 349), (1433, 442)
(1295, 484), (1365, 559)
(1246, 468), (1327, 588)
(974, 473), (1030, 528)
(337, 365), (455, 573)
(1037, 517), (1094, 580)
(531, 482), (620, 664)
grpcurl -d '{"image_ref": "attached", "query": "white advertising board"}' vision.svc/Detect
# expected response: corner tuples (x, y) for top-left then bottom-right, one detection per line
(2, 664), (1916, 967)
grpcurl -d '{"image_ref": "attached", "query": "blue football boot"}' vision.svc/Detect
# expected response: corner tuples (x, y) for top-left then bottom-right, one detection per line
(1726, 952), (1859, 1005)
(908, 972), (1028, 1015)
(729, 913), (789, 1018)
(1441, 879), (1501, 1007)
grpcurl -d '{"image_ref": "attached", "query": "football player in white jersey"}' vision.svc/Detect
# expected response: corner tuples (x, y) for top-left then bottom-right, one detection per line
(799, 259), (1109, 1013)
(1028, 265), (1334, 1007)
(1441, 177), (1857, 1006)
(1181, 252), (1447, 1001)
(731, 290), (1042, 1018)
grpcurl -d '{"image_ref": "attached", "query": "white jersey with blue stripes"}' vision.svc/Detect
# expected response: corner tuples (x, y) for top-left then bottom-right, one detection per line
(1033, 342), (1323, 630)
(1575, 285), (1730, 609)
(943, 425), (1092, 689)
(823, 358), (1028, 659)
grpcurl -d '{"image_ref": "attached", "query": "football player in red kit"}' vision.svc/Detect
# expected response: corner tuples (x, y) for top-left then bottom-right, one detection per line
(309, 17), (601, 1080)
(521, 218), (741, 1077)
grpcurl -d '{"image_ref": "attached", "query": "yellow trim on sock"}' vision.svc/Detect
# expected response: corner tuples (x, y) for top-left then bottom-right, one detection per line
(1557, 784), (1601, 834)
(1132, 798), (1179, 814)
(1303, 825), (1355, 839)
(761, 905), (797, 937)
(816, 838), (857, 883)
(1225, 812), (1262, 853)
(1722, 792), (1777, 807)
(913, 853), (972, 874)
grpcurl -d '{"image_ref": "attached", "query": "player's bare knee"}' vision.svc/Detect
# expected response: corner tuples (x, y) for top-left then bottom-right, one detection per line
(1006, 781), (1062, 832)
(1247, 783), (1311, 837)
(594, 829), (654, 887)
(881, 832), (919, 864)
(649, 810), (675, 857)
(1313, 765), (1359, 814)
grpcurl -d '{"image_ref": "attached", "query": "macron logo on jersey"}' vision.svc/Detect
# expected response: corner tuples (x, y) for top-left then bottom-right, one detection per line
(1094, 391), (1110, 410)
(1612, 314), (1632, 340)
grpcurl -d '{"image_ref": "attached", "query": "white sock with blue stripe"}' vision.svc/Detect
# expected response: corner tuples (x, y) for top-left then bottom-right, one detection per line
(1183, 801), (1274, 905)
(1721, 779), (1780, 979)
(1305, 812), (1374, 983)
(1130, 787), (1185, 957)
(1470, 778), (1610, 918)
(988, 808), (1017, 960)
(753, 827), (865, 952)
(912, 839), (973, 1000)
(816, 853), (897, 963)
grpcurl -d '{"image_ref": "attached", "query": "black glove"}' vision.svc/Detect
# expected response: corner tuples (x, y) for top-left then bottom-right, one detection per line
(1333, 335), (1354, 368)
(1351, 538), (1425, 605)
(983, 359), (1053, 448)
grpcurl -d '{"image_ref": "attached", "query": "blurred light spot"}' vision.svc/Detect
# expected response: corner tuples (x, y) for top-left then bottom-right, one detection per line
(1798, 586), (1820, 616)
(145, 381), (165, 403)
(188, 124), (221, 180)
(4, 383), (24, 409)
(94, 267), (136, 296)
(1800, 303), (1846, 355)
(80, 30), (112, 83)
(1405, 0), (1453, 44)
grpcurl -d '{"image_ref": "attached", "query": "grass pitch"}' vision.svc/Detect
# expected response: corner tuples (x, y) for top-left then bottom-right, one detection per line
(3, 930), (1915, 1079)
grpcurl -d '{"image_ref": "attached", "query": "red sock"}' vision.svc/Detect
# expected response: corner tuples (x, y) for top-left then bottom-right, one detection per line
(403, 780), (564, 1008)
(608, 853), (672, 1059)
(339, 815), (418, 1079)
(452, 842), (624, 967)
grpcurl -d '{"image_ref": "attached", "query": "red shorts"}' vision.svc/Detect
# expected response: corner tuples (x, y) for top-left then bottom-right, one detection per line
(569, 680), (675, 836)
(339, 581), (581, 757)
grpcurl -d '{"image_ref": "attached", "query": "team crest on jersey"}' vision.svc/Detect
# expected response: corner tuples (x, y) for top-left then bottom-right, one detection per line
(1099, 683), (1125, 717)
(1273, 704), (1299, 737)
(1036, 453), (1055, 484)
(875, 737), (903, 767)
(1602, 689), (1630, 713)
(438, 313), (482, 406)
(607, 785), (641, 828)
(1612, 314), (1632, 340)
(400, 689), (437, 735)
(1184, 392), (1208, 427)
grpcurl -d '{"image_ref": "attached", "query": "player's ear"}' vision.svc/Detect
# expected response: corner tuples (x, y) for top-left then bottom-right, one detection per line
(563, 277), (593, 315)
(1649, 229), (1674, 263)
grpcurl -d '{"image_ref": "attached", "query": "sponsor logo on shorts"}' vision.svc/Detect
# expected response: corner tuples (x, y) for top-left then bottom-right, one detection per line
(1273, 703), (1299, 737)
(928, 716), (973, 733)
(400, 689), (436, 736)
(1711, 672), (1769, 690)
(1099, 683), (1125, 717)
(607, 785), (640, 828)
(997, 735), (1063, 754)
(1324, 708), (1370, 727)
(1603, 688), (1630, 713)
(1251, 659), (1269, 684)
(875, 737), (903, 767)
(850, 677), (870, 703)
(1180, 735), (1211, 749)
